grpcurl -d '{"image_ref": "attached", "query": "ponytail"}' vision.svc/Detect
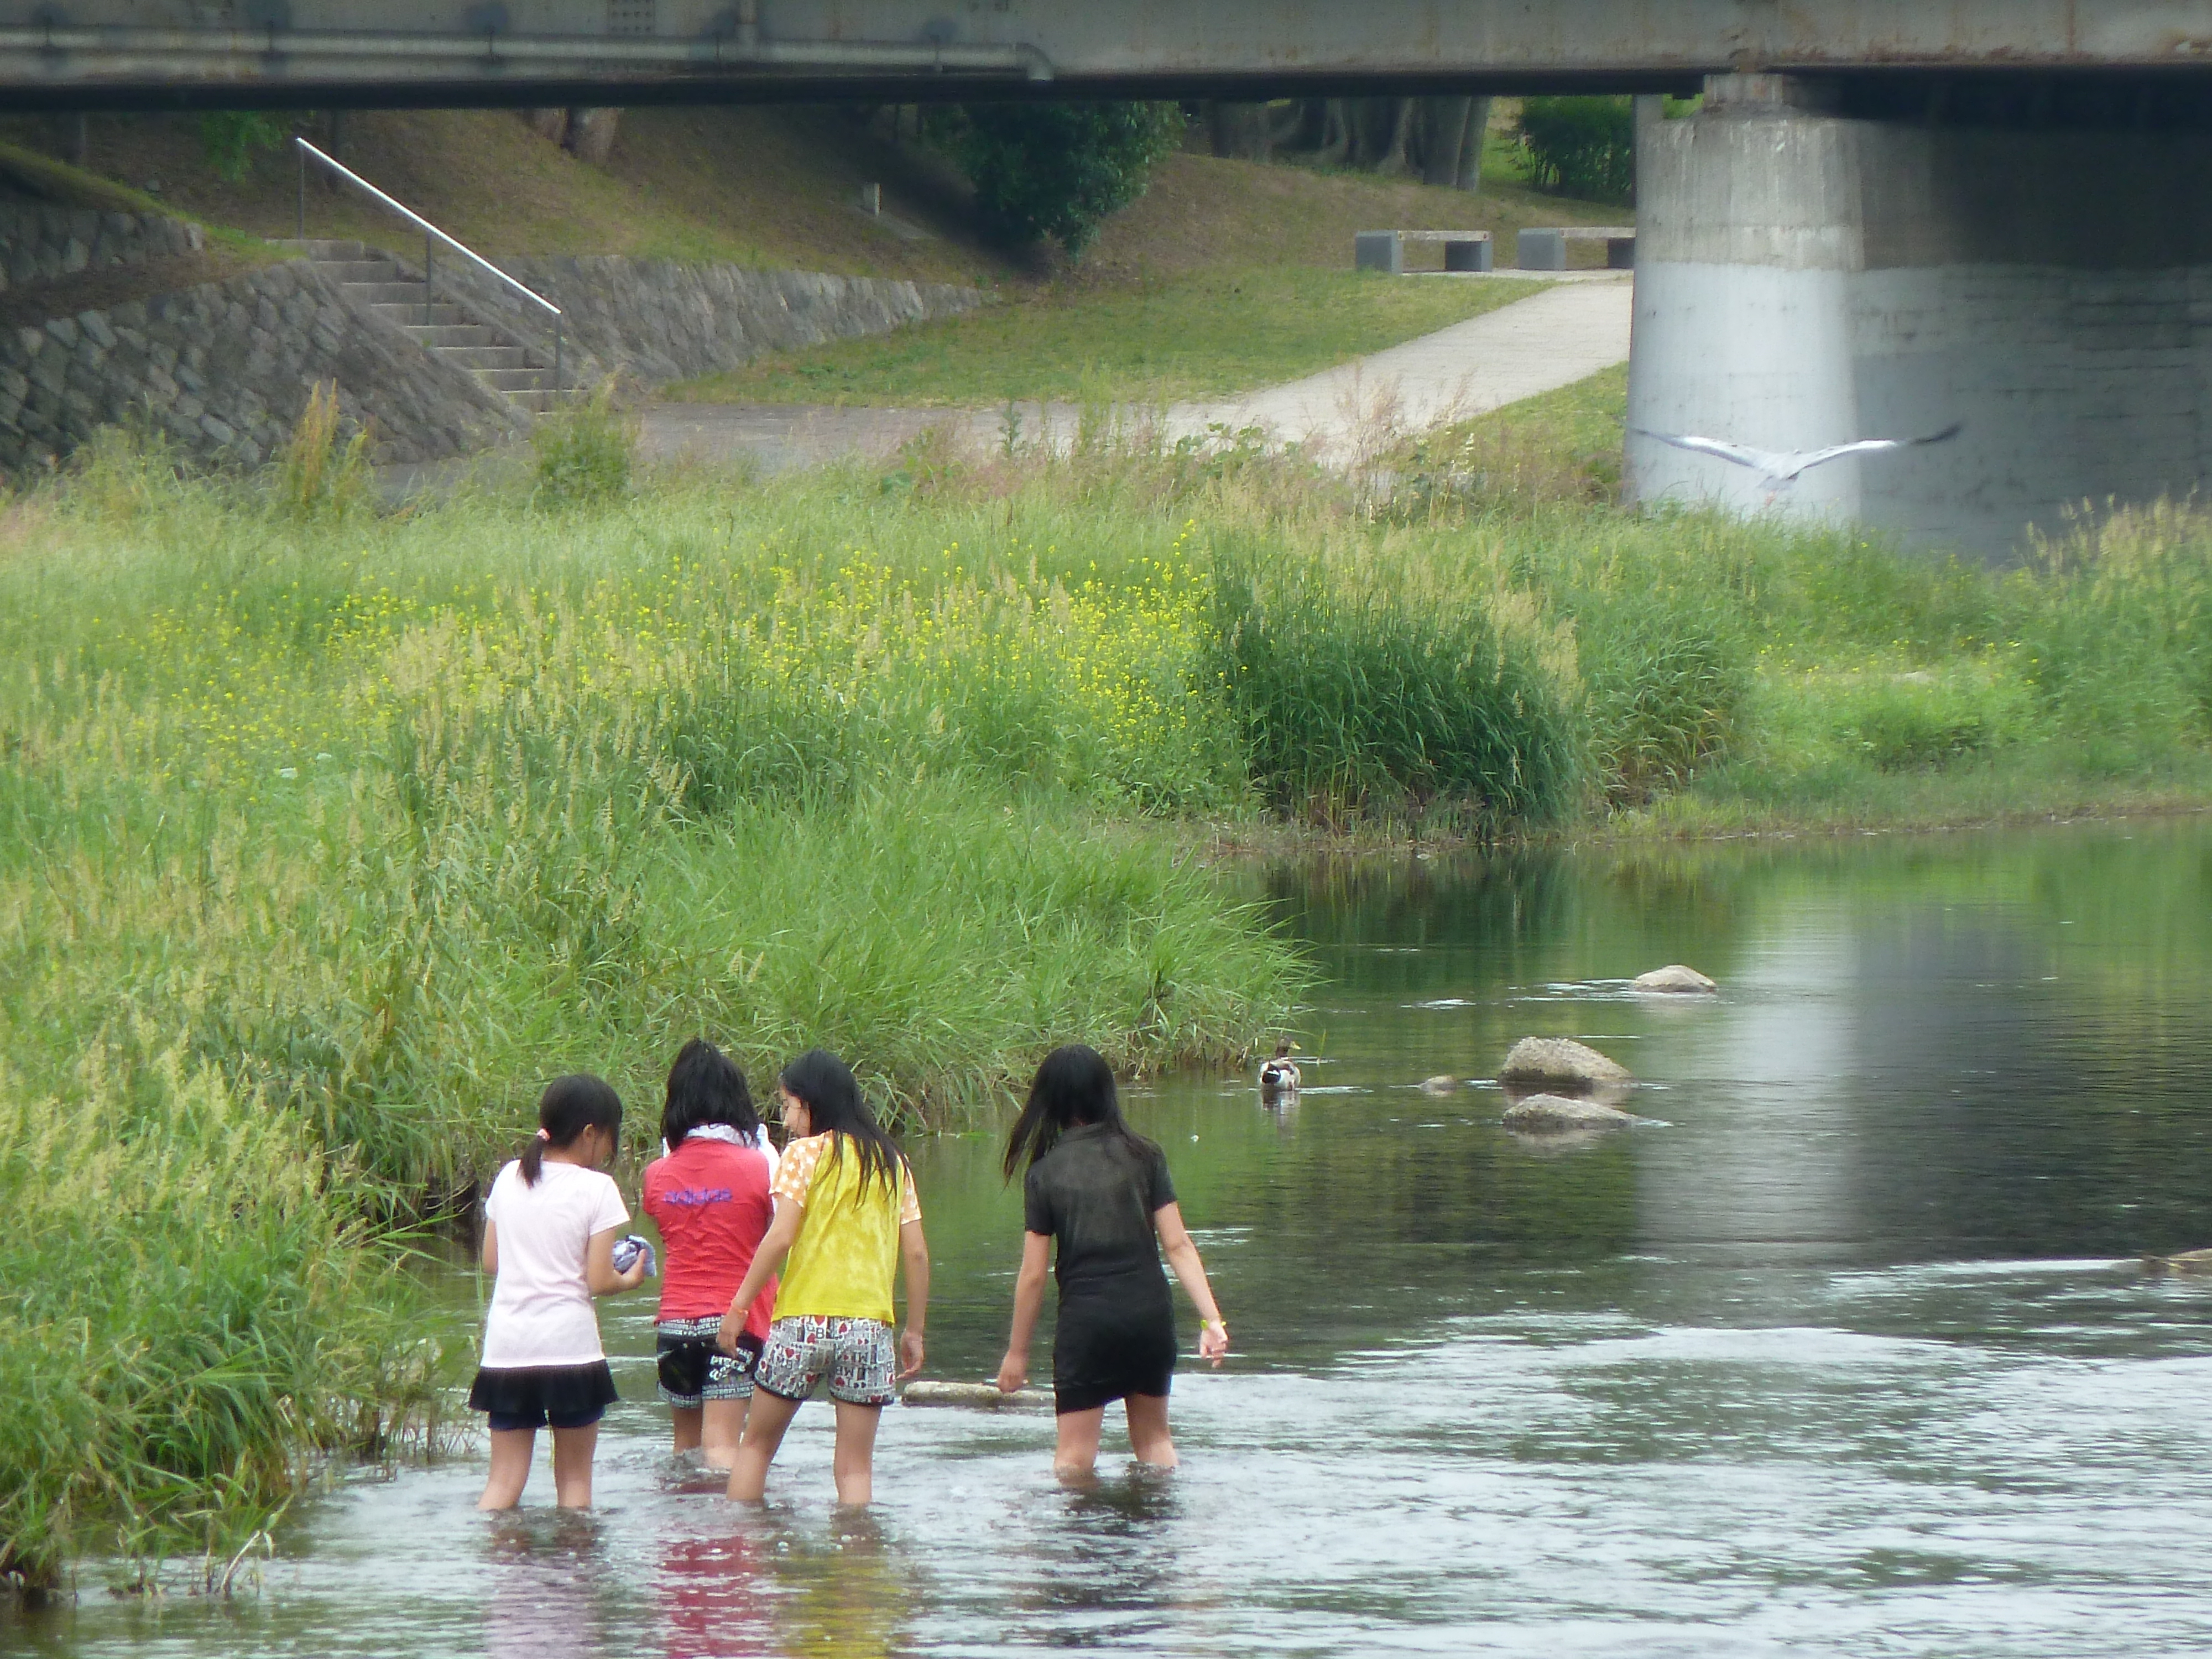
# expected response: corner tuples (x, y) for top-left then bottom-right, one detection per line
(519, 1073), (625, 1186)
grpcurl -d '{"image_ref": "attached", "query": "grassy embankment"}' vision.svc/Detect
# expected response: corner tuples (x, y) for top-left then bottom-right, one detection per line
(3, 107), (1609, 404)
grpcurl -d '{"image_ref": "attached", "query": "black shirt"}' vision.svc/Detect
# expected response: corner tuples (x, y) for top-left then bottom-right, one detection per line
(1022, 1123), (1177, 1296)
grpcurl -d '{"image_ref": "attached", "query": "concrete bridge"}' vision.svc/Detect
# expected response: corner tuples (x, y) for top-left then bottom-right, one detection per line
(17, 2), (2212, 552)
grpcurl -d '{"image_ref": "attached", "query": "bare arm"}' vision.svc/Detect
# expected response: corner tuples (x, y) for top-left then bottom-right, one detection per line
(718, 1195), (803, 1353)
(585, 1224), (648, 1296)
(480, 1218), (498, 1276)
(897, 1217), (930, 1380)
(1155, 1202), (1228, 1363)
(997, 1232), (1053, 1392)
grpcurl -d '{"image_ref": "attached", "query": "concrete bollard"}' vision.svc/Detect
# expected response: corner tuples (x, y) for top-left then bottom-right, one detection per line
(1445, 236), (1493, 272)
(858, 181), (881, 216)
(1606, 233), (1636, 269)
(1517, 228), (1567, 271)
(1355, 229), (1404, 275)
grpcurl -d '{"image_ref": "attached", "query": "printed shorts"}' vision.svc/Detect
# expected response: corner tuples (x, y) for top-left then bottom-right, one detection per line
(655, 1316), (760, 1408)
(752, 1314), (898, 1407)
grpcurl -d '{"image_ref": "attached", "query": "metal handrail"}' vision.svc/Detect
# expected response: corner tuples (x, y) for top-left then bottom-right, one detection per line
(294, 135), (563, 398)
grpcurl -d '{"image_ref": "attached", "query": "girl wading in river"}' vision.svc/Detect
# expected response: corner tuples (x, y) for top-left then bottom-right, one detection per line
(718, 1048), (930, 1506)
(641, 1039), (779, 1470)
(469, 1074), (648, 1510)
(996, 1044), (1229, 1477)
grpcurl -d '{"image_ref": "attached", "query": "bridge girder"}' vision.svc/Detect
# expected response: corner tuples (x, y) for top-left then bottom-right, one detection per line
(12, 2), (2212, 110)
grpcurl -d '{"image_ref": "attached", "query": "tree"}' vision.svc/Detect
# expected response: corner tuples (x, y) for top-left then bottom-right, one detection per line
(1516, 96), (1636, 205)
(937, 101), (1185, 258)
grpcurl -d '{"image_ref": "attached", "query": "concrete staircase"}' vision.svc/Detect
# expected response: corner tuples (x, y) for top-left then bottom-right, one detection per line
(289, 239), (562, 416)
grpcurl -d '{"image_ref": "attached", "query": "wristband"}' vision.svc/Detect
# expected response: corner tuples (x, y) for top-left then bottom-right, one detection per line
(1201, 1317), (1227, 1331)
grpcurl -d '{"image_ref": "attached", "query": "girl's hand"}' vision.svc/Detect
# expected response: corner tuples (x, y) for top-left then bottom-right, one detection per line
(1198, 1319), (1229, 1364)
(716, 1310), (744, 1355)
(618, 1258), (649, 1292)
(898, 1327), (926, 1381)
(995, 1351), (1027, 1394)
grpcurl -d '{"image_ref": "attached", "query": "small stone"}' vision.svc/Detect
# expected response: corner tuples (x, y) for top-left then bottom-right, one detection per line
(1632, 964), (1717, 994)
(1498, 1036), (1632, 1088)
(1420, 1075), (1459, 1095)
(1502, 1093), (1638, 1133)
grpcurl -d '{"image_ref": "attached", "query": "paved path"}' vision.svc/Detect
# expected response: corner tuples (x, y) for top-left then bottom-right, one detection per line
(633, 273), (1635, 473)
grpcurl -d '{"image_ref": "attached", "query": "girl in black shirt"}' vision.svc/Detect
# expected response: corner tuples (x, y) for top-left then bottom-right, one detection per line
(996, 1044), (1229, 1477)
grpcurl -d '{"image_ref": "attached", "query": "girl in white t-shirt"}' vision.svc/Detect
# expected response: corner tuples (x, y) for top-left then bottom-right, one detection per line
(470, 1074), (649, 1510)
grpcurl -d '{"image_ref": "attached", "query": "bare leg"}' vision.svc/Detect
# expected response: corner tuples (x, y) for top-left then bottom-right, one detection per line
(1124, 1394), (1178, 1469)
(1053, 1407), (1105, 1481)
(728, 1390), (801, 1503)
(830, 1401), (882, 1506)
(550, 1423), (599, 1508)
(701, 1396), (750, 1470)
(478, 1427), (536, 1510)
(670, 1405), (703, 1455)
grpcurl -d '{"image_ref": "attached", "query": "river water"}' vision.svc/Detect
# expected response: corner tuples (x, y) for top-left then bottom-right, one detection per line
(14, 817), (2212, 1657)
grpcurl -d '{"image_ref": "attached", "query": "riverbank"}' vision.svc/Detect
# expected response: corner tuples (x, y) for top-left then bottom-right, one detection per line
(12, 385), (2212, 1583)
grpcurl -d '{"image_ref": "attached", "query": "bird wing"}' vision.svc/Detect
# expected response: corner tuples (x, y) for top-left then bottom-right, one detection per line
(1795, 422), (1965, 474)
(1629, 427), (1780, 473)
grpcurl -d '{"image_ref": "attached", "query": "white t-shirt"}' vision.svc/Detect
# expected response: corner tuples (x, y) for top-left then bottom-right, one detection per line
(481, 1159), (630, 1369)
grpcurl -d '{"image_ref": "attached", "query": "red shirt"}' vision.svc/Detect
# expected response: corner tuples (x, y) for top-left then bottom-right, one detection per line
(641, 1136), (777, 1332)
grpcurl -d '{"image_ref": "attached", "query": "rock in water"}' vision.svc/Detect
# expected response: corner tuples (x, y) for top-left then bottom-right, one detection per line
(1420, 1074), (1459, 1095)
(1498, 1036), (1632, 1088)
(1501, 1093), (1637, 1133)
(1632, 964), (1718, 994)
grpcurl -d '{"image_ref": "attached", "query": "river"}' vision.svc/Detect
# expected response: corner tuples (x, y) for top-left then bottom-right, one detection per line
(12, 817), (2212, 1657)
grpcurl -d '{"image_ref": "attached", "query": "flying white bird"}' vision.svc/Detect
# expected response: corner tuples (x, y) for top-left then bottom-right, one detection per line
(1631, 422), (1963, 491)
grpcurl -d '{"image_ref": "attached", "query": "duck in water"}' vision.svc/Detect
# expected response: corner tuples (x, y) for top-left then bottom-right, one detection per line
(1258, 1039), (1301, 1104)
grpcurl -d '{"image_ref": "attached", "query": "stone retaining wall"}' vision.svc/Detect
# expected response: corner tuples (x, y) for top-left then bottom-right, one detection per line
(0, 202), (202, 291)
(0, 259), (519, 474)
(439, 256), (992, 388)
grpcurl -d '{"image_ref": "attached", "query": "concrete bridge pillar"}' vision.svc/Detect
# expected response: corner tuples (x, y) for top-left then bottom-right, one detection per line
(1625, 74), (2212, 557)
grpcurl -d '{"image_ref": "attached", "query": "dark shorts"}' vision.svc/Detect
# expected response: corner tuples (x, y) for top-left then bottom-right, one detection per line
(656, 1317), (763, 1408)
(1052, 1285), (1176, 1416)
(469, 1362), (618, 1432)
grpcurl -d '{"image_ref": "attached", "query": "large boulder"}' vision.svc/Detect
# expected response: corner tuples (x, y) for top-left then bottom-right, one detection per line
(1498, 1036), (1632, 1089)
(1501, 1093), (1637, 1133)
(1632, 964), (1717, 994)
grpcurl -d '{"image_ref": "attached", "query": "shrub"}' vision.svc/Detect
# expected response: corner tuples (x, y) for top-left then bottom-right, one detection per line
(1207, 538), (1582, 824)
(1516, 96), (1636, 205)
(530, 380), (637, 505)
(196, 112), (290, 182)
(935, 101), (1185, 256)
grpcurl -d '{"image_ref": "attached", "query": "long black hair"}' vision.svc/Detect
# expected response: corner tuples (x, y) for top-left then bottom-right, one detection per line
(662, 1037), (761, 1151)
(779, 1048), (904, 1202)
(519, 1073), (624, 1186)
(1002, 1044), (1153, 1181)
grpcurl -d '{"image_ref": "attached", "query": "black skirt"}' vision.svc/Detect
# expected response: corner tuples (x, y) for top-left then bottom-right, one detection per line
(1052, 1275), (1176, 1415)
(468, 1362), (619, 1429)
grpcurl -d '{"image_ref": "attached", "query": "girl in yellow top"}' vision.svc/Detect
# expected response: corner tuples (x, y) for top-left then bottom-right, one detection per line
(718, 1048), (928, 1505)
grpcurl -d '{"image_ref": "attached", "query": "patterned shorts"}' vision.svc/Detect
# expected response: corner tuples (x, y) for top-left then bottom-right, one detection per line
(752, 1314), (898, 1406)
(655, 1316), (760, 1408)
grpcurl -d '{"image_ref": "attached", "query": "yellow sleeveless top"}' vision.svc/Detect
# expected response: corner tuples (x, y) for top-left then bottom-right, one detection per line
(771, 1133), (920, 1324)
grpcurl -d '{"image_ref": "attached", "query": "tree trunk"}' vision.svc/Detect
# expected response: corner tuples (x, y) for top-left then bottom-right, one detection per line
(1316, 99), (1351, 164)
(1378, 98), (1415, 174)
(1457, 96), (1494, 191)
(1420, 96), (1471, 187)
(1208, 102), (1272, 161)
(525, 108), (570, 144)
(566, 108), (623, 164)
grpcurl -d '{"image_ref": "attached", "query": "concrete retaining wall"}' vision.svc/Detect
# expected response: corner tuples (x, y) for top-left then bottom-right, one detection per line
(0, 259), (520, 473)
(436, 256), (992, 388)
(0, 202), (202, 291)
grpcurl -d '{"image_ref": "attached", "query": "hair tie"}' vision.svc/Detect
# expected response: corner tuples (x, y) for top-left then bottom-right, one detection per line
(535, 1128), (552, 1141)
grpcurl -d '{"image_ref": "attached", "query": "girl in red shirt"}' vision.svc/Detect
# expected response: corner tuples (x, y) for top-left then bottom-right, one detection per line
(641, 1040), (779, 1469)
